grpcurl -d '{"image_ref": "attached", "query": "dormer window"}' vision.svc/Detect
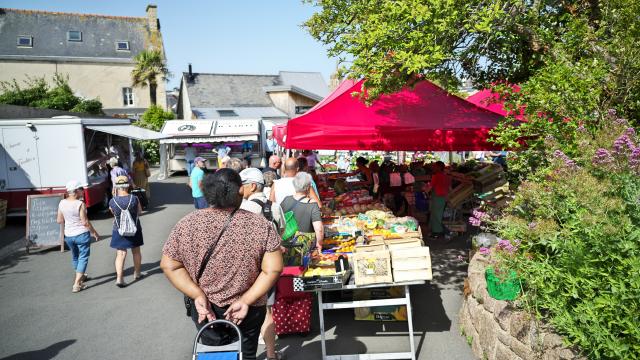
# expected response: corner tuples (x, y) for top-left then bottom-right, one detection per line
(217, 110), (238, 117)
(17, 36), (33, 47)
(116, 41), (130, 51)
(67, 31), (82, 42)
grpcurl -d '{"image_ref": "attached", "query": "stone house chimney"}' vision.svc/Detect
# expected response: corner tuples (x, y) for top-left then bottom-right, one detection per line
(146, 4), (159, 32)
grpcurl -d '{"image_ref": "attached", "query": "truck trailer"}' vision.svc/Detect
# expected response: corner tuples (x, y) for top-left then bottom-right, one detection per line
(0, 116), (165, 213)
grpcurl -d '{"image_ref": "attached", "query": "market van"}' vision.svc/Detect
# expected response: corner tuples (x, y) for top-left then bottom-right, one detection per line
(0, 116), (164, 214)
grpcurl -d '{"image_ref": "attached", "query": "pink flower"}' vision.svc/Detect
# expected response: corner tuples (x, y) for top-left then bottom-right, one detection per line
(479, 247), (491, 256)
(592, 148), (614, 166)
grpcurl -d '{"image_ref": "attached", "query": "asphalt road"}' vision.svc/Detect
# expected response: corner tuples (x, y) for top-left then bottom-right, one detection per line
(0, 176), (475, 360)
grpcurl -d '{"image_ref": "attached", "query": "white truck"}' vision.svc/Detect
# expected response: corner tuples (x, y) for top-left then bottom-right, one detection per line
(0, 116), (165, 213)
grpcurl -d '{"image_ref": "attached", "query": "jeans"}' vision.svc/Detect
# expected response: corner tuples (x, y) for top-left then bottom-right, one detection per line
(64, 232), (91, 274)
(194, 196), (208, 209)
(191, 303), (266, 360)
(186, 161), (195, 176)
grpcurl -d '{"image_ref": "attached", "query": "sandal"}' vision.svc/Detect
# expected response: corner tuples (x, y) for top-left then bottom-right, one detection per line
(115, 281), (128, 288)
(81, 273), (91, 282)
(72, 284), (88, 293)
(133, 273), (146, 281)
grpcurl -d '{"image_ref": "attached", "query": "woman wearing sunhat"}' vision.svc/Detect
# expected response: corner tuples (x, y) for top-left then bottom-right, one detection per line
(109, 175), (145, 288)
(57, 180), (99, 293)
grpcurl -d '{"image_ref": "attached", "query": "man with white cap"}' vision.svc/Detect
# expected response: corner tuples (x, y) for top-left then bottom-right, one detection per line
(239, 167), (285, 360)
(188, 157), (208, 209)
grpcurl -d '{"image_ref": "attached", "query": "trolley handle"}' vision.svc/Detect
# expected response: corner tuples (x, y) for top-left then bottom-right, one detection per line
(192, 319), (243, 358)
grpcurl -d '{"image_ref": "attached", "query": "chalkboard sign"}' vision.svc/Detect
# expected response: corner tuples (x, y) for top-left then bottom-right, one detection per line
(26, 194), (64, 252)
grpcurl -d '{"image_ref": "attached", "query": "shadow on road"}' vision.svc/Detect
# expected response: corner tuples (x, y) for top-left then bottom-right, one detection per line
(151, 179), (192, 206)
(85, 260), (162, 289)
(0, 339), (76, 360)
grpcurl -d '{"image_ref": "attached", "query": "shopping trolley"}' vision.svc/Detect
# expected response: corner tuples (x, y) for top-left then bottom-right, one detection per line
(192, 319), (242, 360)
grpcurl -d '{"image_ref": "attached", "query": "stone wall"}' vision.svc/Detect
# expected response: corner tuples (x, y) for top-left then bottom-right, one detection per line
(458, 253), (584, 360)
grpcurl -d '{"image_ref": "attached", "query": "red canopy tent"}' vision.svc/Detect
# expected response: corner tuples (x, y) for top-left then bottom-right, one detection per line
(467, 86), (524, 120)
(284, 79), (503, 151)
(272, 123), (287, 147)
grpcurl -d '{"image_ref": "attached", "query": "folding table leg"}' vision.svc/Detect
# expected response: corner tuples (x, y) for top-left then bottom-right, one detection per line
(318, 291), (327, 360)
(405, 285), (417, 360)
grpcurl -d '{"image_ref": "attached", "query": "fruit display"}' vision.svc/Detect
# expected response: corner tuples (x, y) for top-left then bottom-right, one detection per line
(303, 267), (337, 277)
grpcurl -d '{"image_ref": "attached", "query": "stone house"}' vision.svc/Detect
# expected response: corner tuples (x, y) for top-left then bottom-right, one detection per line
(0, 5), (167, 117)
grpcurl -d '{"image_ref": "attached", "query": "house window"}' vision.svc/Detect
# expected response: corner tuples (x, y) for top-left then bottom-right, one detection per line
(217, 110), (238, 117)
(116, 41), (130, 51)
(122, 87), (134, 106)
(295, 106), (313, 115)
(67, 31), (82, 42)
(17, 36), (33, 47)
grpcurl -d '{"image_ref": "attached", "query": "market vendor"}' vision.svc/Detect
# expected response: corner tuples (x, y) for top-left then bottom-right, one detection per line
(353, 157), (373, 191)
(425, 161), (451, 240)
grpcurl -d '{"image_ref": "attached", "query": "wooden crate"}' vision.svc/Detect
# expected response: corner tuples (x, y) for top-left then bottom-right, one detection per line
(355, 243), (386, 253)
(352, 250), (393, 286)
(448, 183), (474, 209)
(0, 199), (7, 230)
(391, 247), (432, 281)
(384, 238), (423, 250)
(393, 268), (433, 282)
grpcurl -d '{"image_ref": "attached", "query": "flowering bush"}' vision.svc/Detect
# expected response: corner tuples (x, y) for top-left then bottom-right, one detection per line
(477, 113), (640, 358)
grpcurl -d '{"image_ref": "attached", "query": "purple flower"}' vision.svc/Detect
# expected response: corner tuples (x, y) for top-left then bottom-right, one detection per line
(497, 239), (517, 254)
(613, 134), (635, 155)
(625, 127), (636, 137)
(592, 148), (614, 166)
(528, 222), (537, 229)
(479, 247), (491, 256)
(615, 118), (629, 126)
(629, 147), (640, 169)
(577, 125), (586, 132)
(472, 209), (488, 220)
(469, 217), (482, 227)
(553, 150), (579, 169)
(608, 109), (617, 117)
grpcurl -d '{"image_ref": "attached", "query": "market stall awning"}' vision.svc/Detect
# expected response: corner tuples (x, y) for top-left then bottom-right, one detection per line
(159, 135), (258, 144)
(467, 86), (525, 120)
(285, 79), (504, 151)
(86, 125), (166, 140)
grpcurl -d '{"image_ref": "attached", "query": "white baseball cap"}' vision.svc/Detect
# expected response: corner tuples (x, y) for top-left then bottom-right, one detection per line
(239, 168), (264, 185)
(65, 180), (84, 193)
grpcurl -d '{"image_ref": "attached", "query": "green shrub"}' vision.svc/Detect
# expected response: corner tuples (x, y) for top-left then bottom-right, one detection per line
(485, 114), (640, 359)
(134, 105), (174, 164)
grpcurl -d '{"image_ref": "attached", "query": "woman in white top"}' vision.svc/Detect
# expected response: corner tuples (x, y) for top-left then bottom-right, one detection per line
(57, 180), (99, 293)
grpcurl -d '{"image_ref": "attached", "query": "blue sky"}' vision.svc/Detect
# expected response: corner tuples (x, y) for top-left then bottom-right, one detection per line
(0, 0), (337, 89)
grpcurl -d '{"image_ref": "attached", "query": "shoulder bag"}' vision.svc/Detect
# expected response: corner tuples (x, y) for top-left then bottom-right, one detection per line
(184, 208), (238, 317)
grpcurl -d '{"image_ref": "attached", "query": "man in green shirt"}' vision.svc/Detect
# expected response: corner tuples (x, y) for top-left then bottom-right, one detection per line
(188, 157), (208, 209)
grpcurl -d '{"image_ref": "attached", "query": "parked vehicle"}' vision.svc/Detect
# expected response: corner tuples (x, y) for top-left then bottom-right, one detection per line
(0, 116), (165, 213)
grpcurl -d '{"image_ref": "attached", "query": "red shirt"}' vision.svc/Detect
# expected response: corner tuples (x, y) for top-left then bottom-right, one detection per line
(430, 172), (450, 197)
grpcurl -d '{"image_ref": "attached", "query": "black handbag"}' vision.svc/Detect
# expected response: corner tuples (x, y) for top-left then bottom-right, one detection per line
(184, 208), (238, 317)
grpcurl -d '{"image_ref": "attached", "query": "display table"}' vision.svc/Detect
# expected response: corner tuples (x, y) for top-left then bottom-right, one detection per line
(309, 279), (426, 360)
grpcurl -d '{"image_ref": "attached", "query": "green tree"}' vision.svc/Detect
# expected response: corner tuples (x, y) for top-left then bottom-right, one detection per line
(305, 0), (640, 181)
(131, 49), (170, 106)
(0, 74), (103, 115)
(134, 105), (174, 164)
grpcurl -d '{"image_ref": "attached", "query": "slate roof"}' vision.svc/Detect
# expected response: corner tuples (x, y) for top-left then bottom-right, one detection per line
(184, 73), (281, 108)
(183, 72), (329, 108)
(0, 8), (152, 61)
(191, 107), (288, 120)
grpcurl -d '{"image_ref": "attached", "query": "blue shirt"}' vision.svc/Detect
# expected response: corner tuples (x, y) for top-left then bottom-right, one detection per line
(190, 167), (205, 198)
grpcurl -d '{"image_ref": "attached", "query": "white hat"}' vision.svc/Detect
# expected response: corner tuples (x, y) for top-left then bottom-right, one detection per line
(108, 157), (119, 166)
(239, 168), (264, 185)
(65, 180), (84, 193)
